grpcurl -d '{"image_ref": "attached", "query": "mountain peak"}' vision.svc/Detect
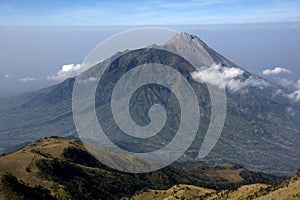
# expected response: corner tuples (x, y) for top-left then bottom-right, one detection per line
(161, 32), (214, 68)
(165, 32), (208, 50)
(150, 32), (234, 69)
(162, 32), (249, 74)
(168, 32), (207, 47)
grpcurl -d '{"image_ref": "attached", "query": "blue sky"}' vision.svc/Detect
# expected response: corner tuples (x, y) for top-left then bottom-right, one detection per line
(0, 0), (300, 25)
(1, 24), (299, 98)
(0, 1), (299, 98)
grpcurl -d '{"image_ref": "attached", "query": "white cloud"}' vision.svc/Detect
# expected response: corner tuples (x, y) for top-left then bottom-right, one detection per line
(19, 76), (38, 82)
(4, 74), (9, 79)
(262, 67), (292, 75)
(78, 77), (97, 83)
(222, 67), (244, 79)
(286, 79), (300, 102)
(287, 90), (300, 102)
(227, 76), (269, 92)
(286, 107), (297, 117)
(191, 64), (226, 89)
(16, 63), (83, 83)
(47, 64), (81, 81)
(276, 78), (295, 88)
(191, 64), (269, 92)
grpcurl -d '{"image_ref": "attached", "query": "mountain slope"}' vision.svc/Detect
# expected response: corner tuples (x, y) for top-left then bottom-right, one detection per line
(0, 137), (282, 200)
(0, 32), (299, 175)
(126, 170), (300, 200)
(0, 78), (75, 154)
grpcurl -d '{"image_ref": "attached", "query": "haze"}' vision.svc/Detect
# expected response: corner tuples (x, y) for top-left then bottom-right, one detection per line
(0, 0), (299, 98)
(0, 24), (299, 98)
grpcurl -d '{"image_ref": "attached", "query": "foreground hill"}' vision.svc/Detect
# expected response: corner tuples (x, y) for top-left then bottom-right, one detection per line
(0, 137), (281, 200)
(126, 171), (300, 200)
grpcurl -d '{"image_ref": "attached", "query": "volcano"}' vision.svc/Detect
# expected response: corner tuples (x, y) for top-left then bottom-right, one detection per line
(0, 32), (299, 175)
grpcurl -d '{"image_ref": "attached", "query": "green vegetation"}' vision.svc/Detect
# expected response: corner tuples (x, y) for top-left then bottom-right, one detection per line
(0, 137), (286, 199)
(1, 173), (55, 200)
(128, 171), (300, 200)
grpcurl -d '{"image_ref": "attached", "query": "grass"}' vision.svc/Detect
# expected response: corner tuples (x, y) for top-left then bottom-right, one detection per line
(124, 184), (216, 200)
(127, 171), (300, 200)
(0, 137), (285, 199)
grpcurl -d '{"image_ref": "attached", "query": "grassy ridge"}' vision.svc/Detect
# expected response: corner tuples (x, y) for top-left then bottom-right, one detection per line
(0, 137), (283, 200)
(127, 171), (300, 200)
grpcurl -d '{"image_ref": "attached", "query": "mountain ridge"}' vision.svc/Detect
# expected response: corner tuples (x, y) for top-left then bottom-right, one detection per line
(0, 137), (284, 200)
(126, 170), (300, 200)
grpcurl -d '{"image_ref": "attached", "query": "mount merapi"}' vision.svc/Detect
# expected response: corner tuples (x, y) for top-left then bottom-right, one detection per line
(0, 33), (300, 176)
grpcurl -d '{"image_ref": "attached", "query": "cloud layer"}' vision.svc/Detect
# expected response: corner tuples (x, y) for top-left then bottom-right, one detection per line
(19, 76), (38, 82)
(191, 64), (269, 92)
(286, 79), (300, 102)
(276, 78), (295, 88)
(47, 64), (81, 81)
(262, 67), (292, 75)
(18, 63), (82, 82)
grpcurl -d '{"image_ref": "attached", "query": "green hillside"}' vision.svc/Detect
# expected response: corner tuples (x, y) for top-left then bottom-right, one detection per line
(0, 137), (282, 200)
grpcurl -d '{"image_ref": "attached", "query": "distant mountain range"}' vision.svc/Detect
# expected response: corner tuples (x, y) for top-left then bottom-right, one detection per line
(0, 32), (299, 176)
